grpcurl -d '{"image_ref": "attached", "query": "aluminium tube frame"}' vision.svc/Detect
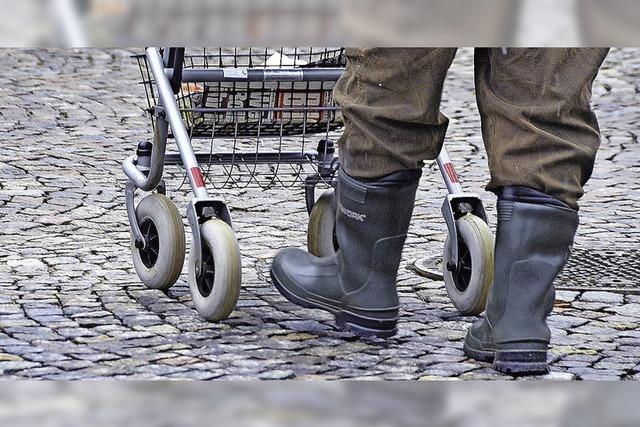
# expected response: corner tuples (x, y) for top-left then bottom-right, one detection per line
(143, 47), (209, 200)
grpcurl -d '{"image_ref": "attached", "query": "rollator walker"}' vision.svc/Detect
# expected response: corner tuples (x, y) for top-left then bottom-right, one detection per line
(123, 47), (494, 322)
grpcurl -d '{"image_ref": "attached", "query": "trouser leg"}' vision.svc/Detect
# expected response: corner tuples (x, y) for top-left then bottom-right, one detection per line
(333, 48), (457, 179)
(475, 48), (609, 210)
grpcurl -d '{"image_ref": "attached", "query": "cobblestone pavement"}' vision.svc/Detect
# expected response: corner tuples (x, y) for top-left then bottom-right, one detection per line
(0, 48), (638, 380)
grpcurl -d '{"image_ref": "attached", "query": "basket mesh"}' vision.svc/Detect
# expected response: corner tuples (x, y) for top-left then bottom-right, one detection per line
(136, 48), (346, 138)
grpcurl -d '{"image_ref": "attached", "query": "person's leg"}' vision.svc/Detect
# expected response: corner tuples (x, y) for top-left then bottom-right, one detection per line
(334, 48), (457, 178)
(465, 48), (609, 375)
(271, 48), (457, 337)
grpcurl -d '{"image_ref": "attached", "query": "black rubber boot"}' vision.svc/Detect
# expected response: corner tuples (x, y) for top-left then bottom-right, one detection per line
(270, 169), (421, 338)
(463, 186), (578, 376)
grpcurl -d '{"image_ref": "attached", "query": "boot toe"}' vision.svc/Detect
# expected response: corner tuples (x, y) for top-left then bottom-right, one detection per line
(270, 248), (342, 311)
(271, 248), (311, 291)
(463, 318), (496, 363)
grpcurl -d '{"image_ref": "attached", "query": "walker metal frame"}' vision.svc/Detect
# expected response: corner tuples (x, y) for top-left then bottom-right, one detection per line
(124, 47), (345, 278)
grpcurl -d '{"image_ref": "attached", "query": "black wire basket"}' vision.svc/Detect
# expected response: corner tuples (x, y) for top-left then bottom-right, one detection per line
(135, 48), (346, 189)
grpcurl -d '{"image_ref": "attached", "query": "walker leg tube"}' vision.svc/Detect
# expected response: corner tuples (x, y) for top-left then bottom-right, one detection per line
(436, 147), (464, 195)
(146, 47), (209, 199)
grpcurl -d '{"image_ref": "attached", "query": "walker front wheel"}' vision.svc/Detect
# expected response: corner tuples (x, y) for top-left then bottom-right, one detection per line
(443, 214), (494, 316)
(131, 194), (186, 291)
(188, 219), (241, 322)
(307, 188), (338, 257)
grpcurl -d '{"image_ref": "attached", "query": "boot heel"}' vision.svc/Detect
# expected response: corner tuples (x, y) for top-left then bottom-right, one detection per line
(335, 311), (398, 338)
(493, 350), (549, 376)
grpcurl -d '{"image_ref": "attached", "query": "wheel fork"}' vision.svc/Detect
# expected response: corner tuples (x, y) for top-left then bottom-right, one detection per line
(437, 147), (489, 270)
(126, 179), (166, 251)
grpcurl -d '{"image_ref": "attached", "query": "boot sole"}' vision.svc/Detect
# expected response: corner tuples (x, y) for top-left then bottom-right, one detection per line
(462, 340), (495, 363)
(462, 329), (495, 363)
(463, 332), (550, 376)
(493, 350), (549, 376)
(270, 270), (397, 338)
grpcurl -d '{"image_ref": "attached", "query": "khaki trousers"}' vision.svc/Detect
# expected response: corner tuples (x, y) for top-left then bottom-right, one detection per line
(334, 48), (609, 209)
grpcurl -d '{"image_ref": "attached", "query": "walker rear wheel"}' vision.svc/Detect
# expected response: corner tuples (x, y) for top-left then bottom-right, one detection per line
(131, 194), (186, 291)
(443, 214), (494, 316)
(188, 219), (241, 322)
(307, 188), (338, 257)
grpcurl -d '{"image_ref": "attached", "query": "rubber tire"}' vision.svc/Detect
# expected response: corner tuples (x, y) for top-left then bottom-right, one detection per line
(131, 194), (186, 291)
(443, 214), (495, 316)
(188, 219), (242, 322)
(307, 189), (337, 257)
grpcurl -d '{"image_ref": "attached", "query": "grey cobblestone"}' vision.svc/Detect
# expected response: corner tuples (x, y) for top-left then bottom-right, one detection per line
(0, 48), (638, 380)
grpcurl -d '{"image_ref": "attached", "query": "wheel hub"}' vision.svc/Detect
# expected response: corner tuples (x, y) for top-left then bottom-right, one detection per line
(197, 245), (216, 298)
(452, 238), (473, 292)
(139, 218), (159, 268)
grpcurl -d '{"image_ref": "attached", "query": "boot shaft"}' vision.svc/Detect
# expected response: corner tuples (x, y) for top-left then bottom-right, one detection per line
(336, 170), (420, 305)
(488, 189), (578, 346)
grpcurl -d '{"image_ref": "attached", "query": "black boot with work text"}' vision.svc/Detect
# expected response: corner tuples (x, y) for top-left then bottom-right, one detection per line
(270, 169), (421, 338)
(463, 186), (578, 376)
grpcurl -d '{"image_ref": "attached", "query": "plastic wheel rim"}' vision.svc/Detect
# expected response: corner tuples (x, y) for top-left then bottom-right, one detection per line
(197, 244), (216, 298)
(139, 218), (160, 268)
(452, 238), (473, 292)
